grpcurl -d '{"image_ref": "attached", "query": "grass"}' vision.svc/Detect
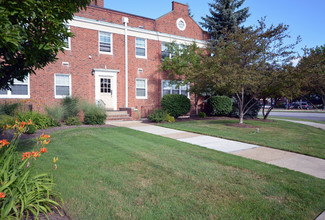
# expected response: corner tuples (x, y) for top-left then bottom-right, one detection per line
(18, 127), (325, 219)
(159, 119), (325, 159)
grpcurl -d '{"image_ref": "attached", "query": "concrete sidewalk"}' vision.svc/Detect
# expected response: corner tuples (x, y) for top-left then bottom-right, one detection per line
(274, 118), (325, 130)
(107, 120), (325, 179)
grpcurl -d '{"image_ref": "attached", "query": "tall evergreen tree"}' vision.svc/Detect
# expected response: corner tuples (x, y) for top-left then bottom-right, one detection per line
(200, 0), (250, 39)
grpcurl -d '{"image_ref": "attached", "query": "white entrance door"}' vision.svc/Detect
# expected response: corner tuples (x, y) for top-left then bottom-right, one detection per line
(94, 69), (118, 110)
(99, 77), (114, 109)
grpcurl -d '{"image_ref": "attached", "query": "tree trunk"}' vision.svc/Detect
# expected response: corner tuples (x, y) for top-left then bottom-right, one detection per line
(194, 94), (199, 115)
(239, 111), (244, 124)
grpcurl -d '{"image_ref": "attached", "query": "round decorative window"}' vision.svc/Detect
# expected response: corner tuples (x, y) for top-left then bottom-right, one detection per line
(176, 18), (186, 31)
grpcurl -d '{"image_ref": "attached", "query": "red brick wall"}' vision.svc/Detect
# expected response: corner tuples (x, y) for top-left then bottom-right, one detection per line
(1, 2), (208, 117)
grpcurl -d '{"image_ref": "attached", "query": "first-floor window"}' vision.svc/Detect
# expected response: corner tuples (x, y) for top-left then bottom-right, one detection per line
(55, 74), (71, 98)
(161, 80), (189, 98)
(0, 76), (30, 98)
(136, 78), (147, 99)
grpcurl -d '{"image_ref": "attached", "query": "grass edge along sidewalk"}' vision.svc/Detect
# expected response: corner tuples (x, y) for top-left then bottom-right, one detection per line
(158, 119), (325, 160)
(19, 127), (325, 219)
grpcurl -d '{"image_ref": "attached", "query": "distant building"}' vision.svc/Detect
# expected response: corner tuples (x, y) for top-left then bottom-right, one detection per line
(1, 1), (209, 118)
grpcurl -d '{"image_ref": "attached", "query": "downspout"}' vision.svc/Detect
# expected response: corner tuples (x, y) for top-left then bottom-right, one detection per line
(123, 17), (129, 107)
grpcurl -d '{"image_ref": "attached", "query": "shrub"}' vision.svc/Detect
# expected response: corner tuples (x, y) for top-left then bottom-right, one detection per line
(0, 102), (20, 116)
(26, 124), (37, 134)
(161, 94), (191, 118)
(62, 97), (79, 120)
(148, 109), (167, 123)
(65, 116), (82, 126)
(165, 113), (175, 123)
(230, 97), (261, 119)
(82, 102), (107, 125)
(0, 120), (62, 218)
(198, 112), (206, 118)
(17, 111), (57, 129)
(207, 96), (232, 116)
(46, 105), (64, 124)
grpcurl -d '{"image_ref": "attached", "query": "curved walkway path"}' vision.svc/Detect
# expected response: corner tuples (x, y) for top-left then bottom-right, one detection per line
(273, 118), (325, 130)
(107, 120), (325, 180)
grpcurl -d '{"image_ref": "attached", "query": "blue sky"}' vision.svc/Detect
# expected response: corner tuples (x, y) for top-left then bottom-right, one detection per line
(104, 0), (325, 56)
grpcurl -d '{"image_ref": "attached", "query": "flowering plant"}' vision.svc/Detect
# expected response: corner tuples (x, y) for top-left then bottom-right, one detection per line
(0, 119), (62, 218)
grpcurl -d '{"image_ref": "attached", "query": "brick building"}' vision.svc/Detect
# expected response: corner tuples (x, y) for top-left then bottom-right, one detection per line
(1, 1), (209, 118)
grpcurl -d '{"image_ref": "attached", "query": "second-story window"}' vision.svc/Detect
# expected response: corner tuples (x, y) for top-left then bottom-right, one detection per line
(99, 32), (112, 54)
(135, 38), (146, 58)
(161, 42), (171, 59)
(63, 25), (71, 50)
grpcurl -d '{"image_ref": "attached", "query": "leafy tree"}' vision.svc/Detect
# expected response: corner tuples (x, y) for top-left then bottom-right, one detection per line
(0, 0), (93, 90)
(298, 45), (325, 109)
(160, 42), (210, 115)
(205, 20), (299, 123)
(200, 0), (250, 40)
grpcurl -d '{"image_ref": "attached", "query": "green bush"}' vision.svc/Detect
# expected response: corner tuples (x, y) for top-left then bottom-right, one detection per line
(165, 113), (175, 123)
(161, 94), (191, 118)
(198, 112), (206, 118)
(65, 116), (82, 126)
(82, 102), (107, 125)
(17, 111), (57, 129)
(46, 105), (64, 124)
(0, 102), (20, 116)
(148, 109), (167, 123)
(26, 124), (37, 134)
(207, 96), (232, 116)
(62, 97), (79, 120)
(230, 97), (261, 119)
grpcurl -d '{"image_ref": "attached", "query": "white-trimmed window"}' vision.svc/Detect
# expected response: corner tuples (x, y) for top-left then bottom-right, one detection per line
(63, 25), (71, 50)
(55, 74), (71, 99)
(135, 38), (146, 58)
(161, 80), (189, 98)
(136, 78), (147, 99)
(99, 31), (112, 54)
(161, 42), (171, 59)
(0, 76), (30, 98)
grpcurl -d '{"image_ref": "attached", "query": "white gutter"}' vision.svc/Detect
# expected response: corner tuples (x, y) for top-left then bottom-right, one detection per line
(122, 17), (129, 107)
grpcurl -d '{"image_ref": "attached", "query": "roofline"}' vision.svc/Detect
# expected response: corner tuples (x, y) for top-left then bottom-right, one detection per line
(88, 5), (156, 21)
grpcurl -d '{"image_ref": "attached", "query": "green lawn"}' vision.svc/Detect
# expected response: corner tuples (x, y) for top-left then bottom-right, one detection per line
(159, 119), (325, 159)
(19, 127), (325, 219)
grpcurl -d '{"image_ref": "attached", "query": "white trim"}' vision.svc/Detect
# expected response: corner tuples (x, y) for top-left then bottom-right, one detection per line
(176, 18), (186, 31)
(94, 69), (118, 110)
(69, 16), (207, 48)
(54, 74), (72, 99)
(98, 31), (113, 55)
(0, 76), (30, 99)
(63, 25), (71, 50)
(135, 38), (147, 59)
(135, 78), (147, 99)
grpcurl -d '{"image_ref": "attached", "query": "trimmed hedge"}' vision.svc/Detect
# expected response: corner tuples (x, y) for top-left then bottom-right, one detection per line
(161, 94), (191, 118)
(207, 96), (232, 116)
(148, 109), (167, 123)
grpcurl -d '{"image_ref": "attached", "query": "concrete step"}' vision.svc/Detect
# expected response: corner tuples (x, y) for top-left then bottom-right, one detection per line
(106, 110), (129, 116)
(105, 115), (133, 121)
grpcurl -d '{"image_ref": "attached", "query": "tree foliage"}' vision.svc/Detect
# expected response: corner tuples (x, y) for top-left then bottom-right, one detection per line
(200, 0), (250, 40)
(298, 45), (325, 109)
(0, 0), (93, 89)
(206, 20), (299, 123)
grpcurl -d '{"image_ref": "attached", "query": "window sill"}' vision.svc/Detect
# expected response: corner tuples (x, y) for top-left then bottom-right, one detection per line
(99, 51), (113, 55)
(0, 95), (30, 99)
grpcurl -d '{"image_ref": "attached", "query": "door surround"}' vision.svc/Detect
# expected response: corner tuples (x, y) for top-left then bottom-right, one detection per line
(94, 68), (119, 110)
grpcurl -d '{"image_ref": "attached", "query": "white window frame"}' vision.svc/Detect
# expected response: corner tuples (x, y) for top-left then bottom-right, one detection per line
(161, 80), (189, 98)
(99, 31), (113, 55)
(54, 74), (72, 99)
(135, 78), (147, 99)
(63, 25), (71, 50)
(0, 76), (30, 99)
(161, 42), (172, 59)
(135, 38), (147, 59)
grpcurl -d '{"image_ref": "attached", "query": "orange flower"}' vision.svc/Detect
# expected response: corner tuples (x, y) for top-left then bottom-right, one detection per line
(40, 147), (47, 153)
(32, 151), (40, 159)
(19, 121), (27, 128)
(0, 192), (5, 199)
(40, 133), (50, 140)
(3, 124), (11, 130)
(22, 152), (32, 161)
(28, 119), (33, 125)
(0, 139), (10, 148)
